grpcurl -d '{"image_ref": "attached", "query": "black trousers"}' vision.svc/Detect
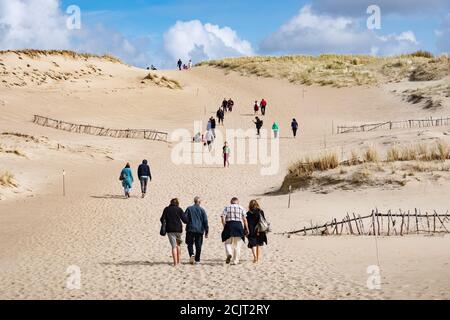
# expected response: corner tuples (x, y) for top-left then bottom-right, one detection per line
(186, 232), (204, 262)
(293, 128), (298, 137)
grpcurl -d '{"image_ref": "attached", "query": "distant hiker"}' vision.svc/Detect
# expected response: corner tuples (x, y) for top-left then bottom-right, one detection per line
(217, 108), (225, 125)
(227, 99), (235, 112)
(119, 163), (134, 198)
(222, 99), (229, 112)
(272, 122), (279, 139)
(291, 119), (299, 138)
(205, 130), (215, 152)
(223, 142), (231, 168)
(188, 60), (193, 69)
(137, 160), (152, 198)
(184, 197), (209, 265)
(253, 117), (264, 137)
(193, 132), (202, 143)
(210, 117), (217, 138)
(207, 119), (212, 132)
(151, 65), (157, 71)
(160, 198), (187, 267)
(254, 101), (259, 115)
(221, 197), (249, 265)
(260, 99), (267, 116)
(177, 59), (182, 71)
(246, 200), (268, 263)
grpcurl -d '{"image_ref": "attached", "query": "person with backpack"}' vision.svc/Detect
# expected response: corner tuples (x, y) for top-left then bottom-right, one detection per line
(217, 108), (225, 126)
(291, 119), (299, 138)
(184, 197), (209, 265)
(260, 99), (267, 116)
(137, 160), (152, 198)
(160, 198), (187, 267)
(246, 200), (269, 263)
(272, 122), (280, 139)
(119, 163), (134, 198)
(253, 117), (264, 137)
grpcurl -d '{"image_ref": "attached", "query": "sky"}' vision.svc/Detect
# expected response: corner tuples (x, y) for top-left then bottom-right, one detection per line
(0, 0), (449, 68)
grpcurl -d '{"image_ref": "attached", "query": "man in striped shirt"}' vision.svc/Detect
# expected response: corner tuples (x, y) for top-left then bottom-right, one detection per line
(221, 197), (249, 265)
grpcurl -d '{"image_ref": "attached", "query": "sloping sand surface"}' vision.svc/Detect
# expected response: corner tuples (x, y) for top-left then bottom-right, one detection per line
(0, 52), (449, 299)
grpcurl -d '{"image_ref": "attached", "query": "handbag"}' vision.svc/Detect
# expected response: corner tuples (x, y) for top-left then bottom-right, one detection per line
(256, 213), (271, 233)
(160, 218), (167, 236)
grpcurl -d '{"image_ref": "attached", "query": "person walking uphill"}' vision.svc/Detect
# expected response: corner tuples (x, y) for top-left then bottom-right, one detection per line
(260, 99), (267, 116)
(272, 122), (279, 139)
(291, 119), (299, 138)
(217, 108), (225, 126)
(221, 197), (249, 265)
(137, 160), (152, 198)
(253, 117), (264, 137)
(161, 198), (187, 267)
(223, 142), (231, 168)
(246, 200), (268, 263)
(177, 59), (183, 71)
(119, 163), (134, 198)
(184, 197), (209, 265)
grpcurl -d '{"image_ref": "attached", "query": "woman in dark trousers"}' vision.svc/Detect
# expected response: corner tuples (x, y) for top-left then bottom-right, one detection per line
(291, 119), (299, 138)
(246, 200), (268, 263)
(161, 198), (187, 267)
(137, 160), (152, 198)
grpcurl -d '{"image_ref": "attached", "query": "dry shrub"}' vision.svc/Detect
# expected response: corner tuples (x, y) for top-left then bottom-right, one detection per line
(351, 168), (372, 185)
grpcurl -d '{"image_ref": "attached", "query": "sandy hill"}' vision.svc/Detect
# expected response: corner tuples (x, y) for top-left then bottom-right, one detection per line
(0, 51), (449, 300)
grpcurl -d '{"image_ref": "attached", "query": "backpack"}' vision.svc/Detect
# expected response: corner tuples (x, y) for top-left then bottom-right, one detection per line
(256, 213), (271, 233)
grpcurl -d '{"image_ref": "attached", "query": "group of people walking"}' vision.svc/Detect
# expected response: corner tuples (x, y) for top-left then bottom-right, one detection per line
(253, 117), (300, 139)
(177, 58), (193, 71)
(160, 197), (269, 266)
(119, 160), (152, 198)
(254, 99), (268, 116)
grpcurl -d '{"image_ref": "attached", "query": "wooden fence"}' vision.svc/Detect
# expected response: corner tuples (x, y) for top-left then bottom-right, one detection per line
(283, 209), (449, 236)
(33, 115), (169, 142)
(337, 117), (450, 134)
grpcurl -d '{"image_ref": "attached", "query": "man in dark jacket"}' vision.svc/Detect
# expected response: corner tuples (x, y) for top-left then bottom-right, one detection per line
(217, 108), (225, 125)
(184, 197), (209, 264)
(253, 117), (264, 137)
(137, 160), (152, 198)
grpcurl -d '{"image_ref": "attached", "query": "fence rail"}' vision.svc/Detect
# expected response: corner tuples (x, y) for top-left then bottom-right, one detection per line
(282, 209), (449, 237)
(33, 115), (169, 142)
(337, 117), (450, 134)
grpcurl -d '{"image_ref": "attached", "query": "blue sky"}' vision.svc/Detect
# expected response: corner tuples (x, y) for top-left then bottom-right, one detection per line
(1, 0), (449, 68)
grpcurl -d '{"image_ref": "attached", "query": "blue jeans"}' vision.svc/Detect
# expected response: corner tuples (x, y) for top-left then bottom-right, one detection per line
(140, 177), (149, 194)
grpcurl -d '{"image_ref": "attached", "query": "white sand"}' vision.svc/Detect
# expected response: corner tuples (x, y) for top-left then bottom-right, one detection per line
(0, 52), (449, 299)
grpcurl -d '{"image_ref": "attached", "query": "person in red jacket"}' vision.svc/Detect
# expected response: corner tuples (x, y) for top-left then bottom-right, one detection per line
(260, 99), (267, 116)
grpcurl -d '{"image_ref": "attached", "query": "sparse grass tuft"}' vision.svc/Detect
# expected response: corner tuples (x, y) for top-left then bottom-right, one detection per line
(0, 171), (18, 187)
(363, 147), (379, 163)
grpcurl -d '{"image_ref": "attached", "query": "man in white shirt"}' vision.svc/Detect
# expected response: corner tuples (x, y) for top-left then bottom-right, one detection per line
(221, 197), (249, 265)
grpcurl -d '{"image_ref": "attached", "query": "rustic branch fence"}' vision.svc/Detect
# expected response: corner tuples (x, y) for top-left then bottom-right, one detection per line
(283, 209), (449, 236)
(337, 117), (450, 134)
(33, 115), (169, 142)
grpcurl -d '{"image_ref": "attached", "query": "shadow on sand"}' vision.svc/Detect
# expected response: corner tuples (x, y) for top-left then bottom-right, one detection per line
(101, 259), (225, 267)
(91, 194), (129, 200)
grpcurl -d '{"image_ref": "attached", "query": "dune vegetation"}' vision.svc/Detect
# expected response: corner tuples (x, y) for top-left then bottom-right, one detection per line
(142, 73), (182, 89)
(198, 52), (450, 88)
(0, 49), (123, 64)
(0, 171), (17, 188)
(281, 140), (450, 193)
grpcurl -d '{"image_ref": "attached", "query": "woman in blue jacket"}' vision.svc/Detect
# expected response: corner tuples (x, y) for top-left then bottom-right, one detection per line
(120, 163), (134, 198)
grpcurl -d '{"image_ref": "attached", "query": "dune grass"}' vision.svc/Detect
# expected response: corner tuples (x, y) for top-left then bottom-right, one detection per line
(198, 53), (450, 88)
(0, 171), (17, 188)
(143, 73), (182, 89)
(0, 49), (123, 64)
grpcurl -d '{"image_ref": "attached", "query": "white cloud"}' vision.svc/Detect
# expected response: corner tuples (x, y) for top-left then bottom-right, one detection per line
(435, 14), (450, 54)
(163, 20), (254, 63)
(0, 0), (153, 67)
(260, 6), (419, 56)
(0, 0), (70, 50)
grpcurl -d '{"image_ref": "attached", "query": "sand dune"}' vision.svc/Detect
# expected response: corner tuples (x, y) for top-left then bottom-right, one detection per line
(0, 52), (449, 300)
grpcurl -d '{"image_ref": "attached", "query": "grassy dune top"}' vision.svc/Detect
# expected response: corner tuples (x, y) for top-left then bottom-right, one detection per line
(199, 52), (450, 88)
(0, 49), (123, 64)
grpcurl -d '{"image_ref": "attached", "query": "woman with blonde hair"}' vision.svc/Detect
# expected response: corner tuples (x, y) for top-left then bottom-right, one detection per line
(246, 200), (268, 263)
